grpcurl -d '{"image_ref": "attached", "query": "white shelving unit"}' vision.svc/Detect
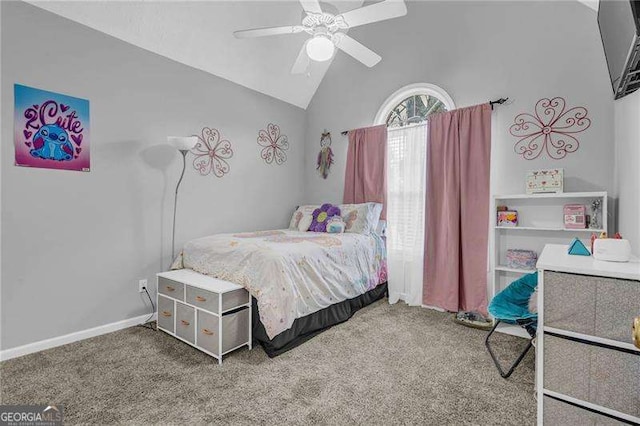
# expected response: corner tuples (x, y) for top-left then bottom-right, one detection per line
(490, 191), (608, 339)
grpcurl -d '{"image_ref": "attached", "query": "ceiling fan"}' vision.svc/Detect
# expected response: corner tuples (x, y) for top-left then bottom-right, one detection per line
(233, 0), (407, 74)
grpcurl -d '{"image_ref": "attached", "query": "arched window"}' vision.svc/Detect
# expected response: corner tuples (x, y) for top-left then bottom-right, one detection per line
(374, 83), (455, 127)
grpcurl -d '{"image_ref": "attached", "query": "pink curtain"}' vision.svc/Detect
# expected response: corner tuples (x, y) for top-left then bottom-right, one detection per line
(343, 124), (387, 219)
(423, 104), (491, 314)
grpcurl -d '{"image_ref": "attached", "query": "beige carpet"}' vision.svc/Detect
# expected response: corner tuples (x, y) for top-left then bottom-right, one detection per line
(0, 300), (535, 424)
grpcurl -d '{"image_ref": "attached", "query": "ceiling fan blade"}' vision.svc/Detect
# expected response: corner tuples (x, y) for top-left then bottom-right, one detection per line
(234, 26), (303, 39)
(291, 41), (311, 74)
(340, 0), (407, 28)
(299, 0), (322, 14)
(334, 34), (381, 67)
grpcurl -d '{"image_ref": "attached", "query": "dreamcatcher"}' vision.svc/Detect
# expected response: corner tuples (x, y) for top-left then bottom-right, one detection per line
(316, 130), (334, 179)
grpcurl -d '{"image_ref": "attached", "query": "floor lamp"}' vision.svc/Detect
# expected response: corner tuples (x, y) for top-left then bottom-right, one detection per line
(168, 136), (198, 261)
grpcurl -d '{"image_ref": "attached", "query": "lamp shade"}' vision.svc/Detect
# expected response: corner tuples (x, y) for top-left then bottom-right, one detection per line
(167, 136), (198, 151)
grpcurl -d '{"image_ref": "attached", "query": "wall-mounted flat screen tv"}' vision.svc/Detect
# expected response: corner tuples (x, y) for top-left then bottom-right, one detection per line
(598, 0), (640, 99)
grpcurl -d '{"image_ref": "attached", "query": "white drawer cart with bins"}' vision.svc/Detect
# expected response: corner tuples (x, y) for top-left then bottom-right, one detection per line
(536, 244), (640, 424)
(156, 269), (252, 364)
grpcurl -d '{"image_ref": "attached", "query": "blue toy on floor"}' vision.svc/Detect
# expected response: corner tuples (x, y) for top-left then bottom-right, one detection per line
(485, 272), (538, 378)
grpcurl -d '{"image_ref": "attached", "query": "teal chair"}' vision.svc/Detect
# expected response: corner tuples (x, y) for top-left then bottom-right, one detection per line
(485, 272), (538, 378)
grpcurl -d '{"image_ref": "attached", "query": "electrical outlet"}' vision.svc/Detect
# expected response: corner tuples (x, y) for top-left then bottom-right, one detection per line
(138, 279), (147, 293)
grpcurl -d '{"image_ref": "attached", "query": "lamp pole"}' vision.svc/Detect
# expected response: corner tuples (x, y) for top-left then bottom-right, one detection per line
(172, 149), (188, 260)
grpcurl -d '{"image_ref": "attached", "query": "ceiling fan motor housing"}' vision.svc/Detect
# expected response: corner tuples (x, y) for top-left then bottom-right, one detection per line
(302, 12), (348, 35)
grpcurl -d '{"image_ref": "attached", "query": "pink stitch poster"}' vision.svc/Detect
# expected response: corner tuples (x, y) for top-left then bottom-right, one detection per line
(14, 84), (90, 172)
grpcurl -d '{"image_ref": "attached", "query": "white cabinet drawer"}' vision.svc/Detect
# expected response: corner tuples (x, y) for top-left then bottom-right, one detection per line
(186, 286), (219, 313)
(157, 295), (174, 333)
(544, 271), (640, 345)
(196, 310), (220, 355)
(186, 285), (249, 314)
(222, 289), (250, 312)
(544, 334), (640, 419)
(158, 277), (184, 301)
(543, 396), (625, 425)
(221, 308), (250, 353)
(196, 308), (250, 356)
(175, 302), (195, 344)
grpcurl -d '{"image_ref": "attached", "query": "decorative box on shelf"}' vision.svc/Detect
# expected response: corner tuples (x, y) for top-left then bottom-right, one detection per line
(525, 168), (563, 194)
(497, 210), (518, 227)
(563, 204), (586, 229)
(506, 249), (538, 270)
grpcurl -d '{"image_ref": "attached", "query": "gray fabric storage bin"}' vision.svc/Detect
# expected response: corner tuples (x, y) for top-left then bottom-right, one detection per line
(187, 285), (219, 313)
(197, 310), (219, 355)
(222, 288), (250, 312)
(158, 276), (185, 301)
(544, 271), (596, 336)
(157, 295), (174, 333)
(544, 271), (640, 344)
(594, 277), (640, 343)
(544, 334), (640, 419)
(222, 308), (250, 354)
(175, 302), (195, 344)
(543, 396), (625, 425)
(196, 308), (250, 356)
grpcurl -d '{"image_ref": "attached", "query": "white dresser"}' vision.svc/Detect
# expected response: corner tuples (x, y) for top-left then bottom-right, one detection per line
(537, 244), (640, 425)
(156, 269), (252, 364)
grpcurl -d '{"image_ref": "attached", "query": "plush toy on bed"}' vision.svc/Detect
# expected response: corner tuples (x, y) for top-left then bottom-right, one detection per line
(309, 203), (341, 232)
(326, 216), (346, 234)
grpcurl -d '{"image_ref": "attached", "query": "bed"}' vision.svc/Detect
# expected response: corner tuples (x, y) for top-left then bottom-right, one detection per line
(171, 227), (387, 357)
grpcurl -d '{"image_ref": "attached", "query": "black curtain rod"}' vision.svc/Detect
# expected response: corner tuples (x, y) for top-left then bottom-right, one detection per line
(340, 97), (509, 136)
(489, 97), (509, 110)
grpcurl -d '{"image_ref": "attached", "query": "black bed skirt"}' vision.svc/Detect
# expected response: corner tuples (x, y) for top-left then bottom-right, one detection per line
(252, 282), (388, 357)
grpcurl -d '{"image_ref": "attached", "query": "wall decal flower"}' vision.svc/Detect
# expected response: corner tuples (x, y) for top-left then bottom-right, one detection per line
(510, 97), (590, 160)
(191, 127), (233, 177)
(257, 123), (289, 165)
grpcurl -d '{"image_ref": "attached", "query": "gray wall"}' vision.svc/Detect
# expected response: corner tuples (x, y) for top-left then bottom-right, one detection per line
(303, 1), (614, 204)
(1, 1), (306, 350)
(614, 92), (640, 253)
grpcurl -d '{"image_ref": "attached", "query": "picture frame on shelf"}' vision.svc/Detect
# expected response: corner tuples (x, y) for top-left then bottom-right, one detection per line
(525, 168), (563, 194)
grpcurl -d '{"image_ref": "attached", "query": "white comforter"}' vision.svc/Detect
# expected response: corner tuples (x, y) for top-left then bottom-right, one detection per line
(173, 229), (387, 339)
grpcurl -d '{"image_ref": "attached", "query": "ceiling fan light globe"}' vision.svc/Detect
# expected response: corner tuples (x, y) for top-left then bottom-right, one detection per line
(306, 36), (334, 62)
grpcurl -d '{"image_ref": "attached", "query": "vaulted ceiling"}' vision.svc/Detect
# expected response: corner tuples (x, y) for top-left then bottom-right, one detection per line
(27, 1), (366, 109)
(27, 1), (596, 109)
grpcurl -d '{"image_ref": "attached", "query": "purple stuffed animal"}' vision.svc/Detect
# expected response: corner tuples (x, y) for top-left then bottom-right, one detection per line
(309, 203), (341, 232)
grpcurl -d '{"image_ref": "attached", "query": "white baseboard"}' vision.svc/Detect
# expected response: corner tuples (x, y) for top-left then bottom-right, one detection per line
(0, 313), (157, 362)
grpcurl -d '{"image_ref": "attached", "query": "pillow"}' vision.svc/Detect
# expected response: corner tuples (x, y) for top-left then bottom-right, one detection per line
(340, 202), (383, 234)
(309, 204), (341, 232)
(289, 205), (318, 230)
(375, 220), (387, 237)
(298, 214), (313, 232)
